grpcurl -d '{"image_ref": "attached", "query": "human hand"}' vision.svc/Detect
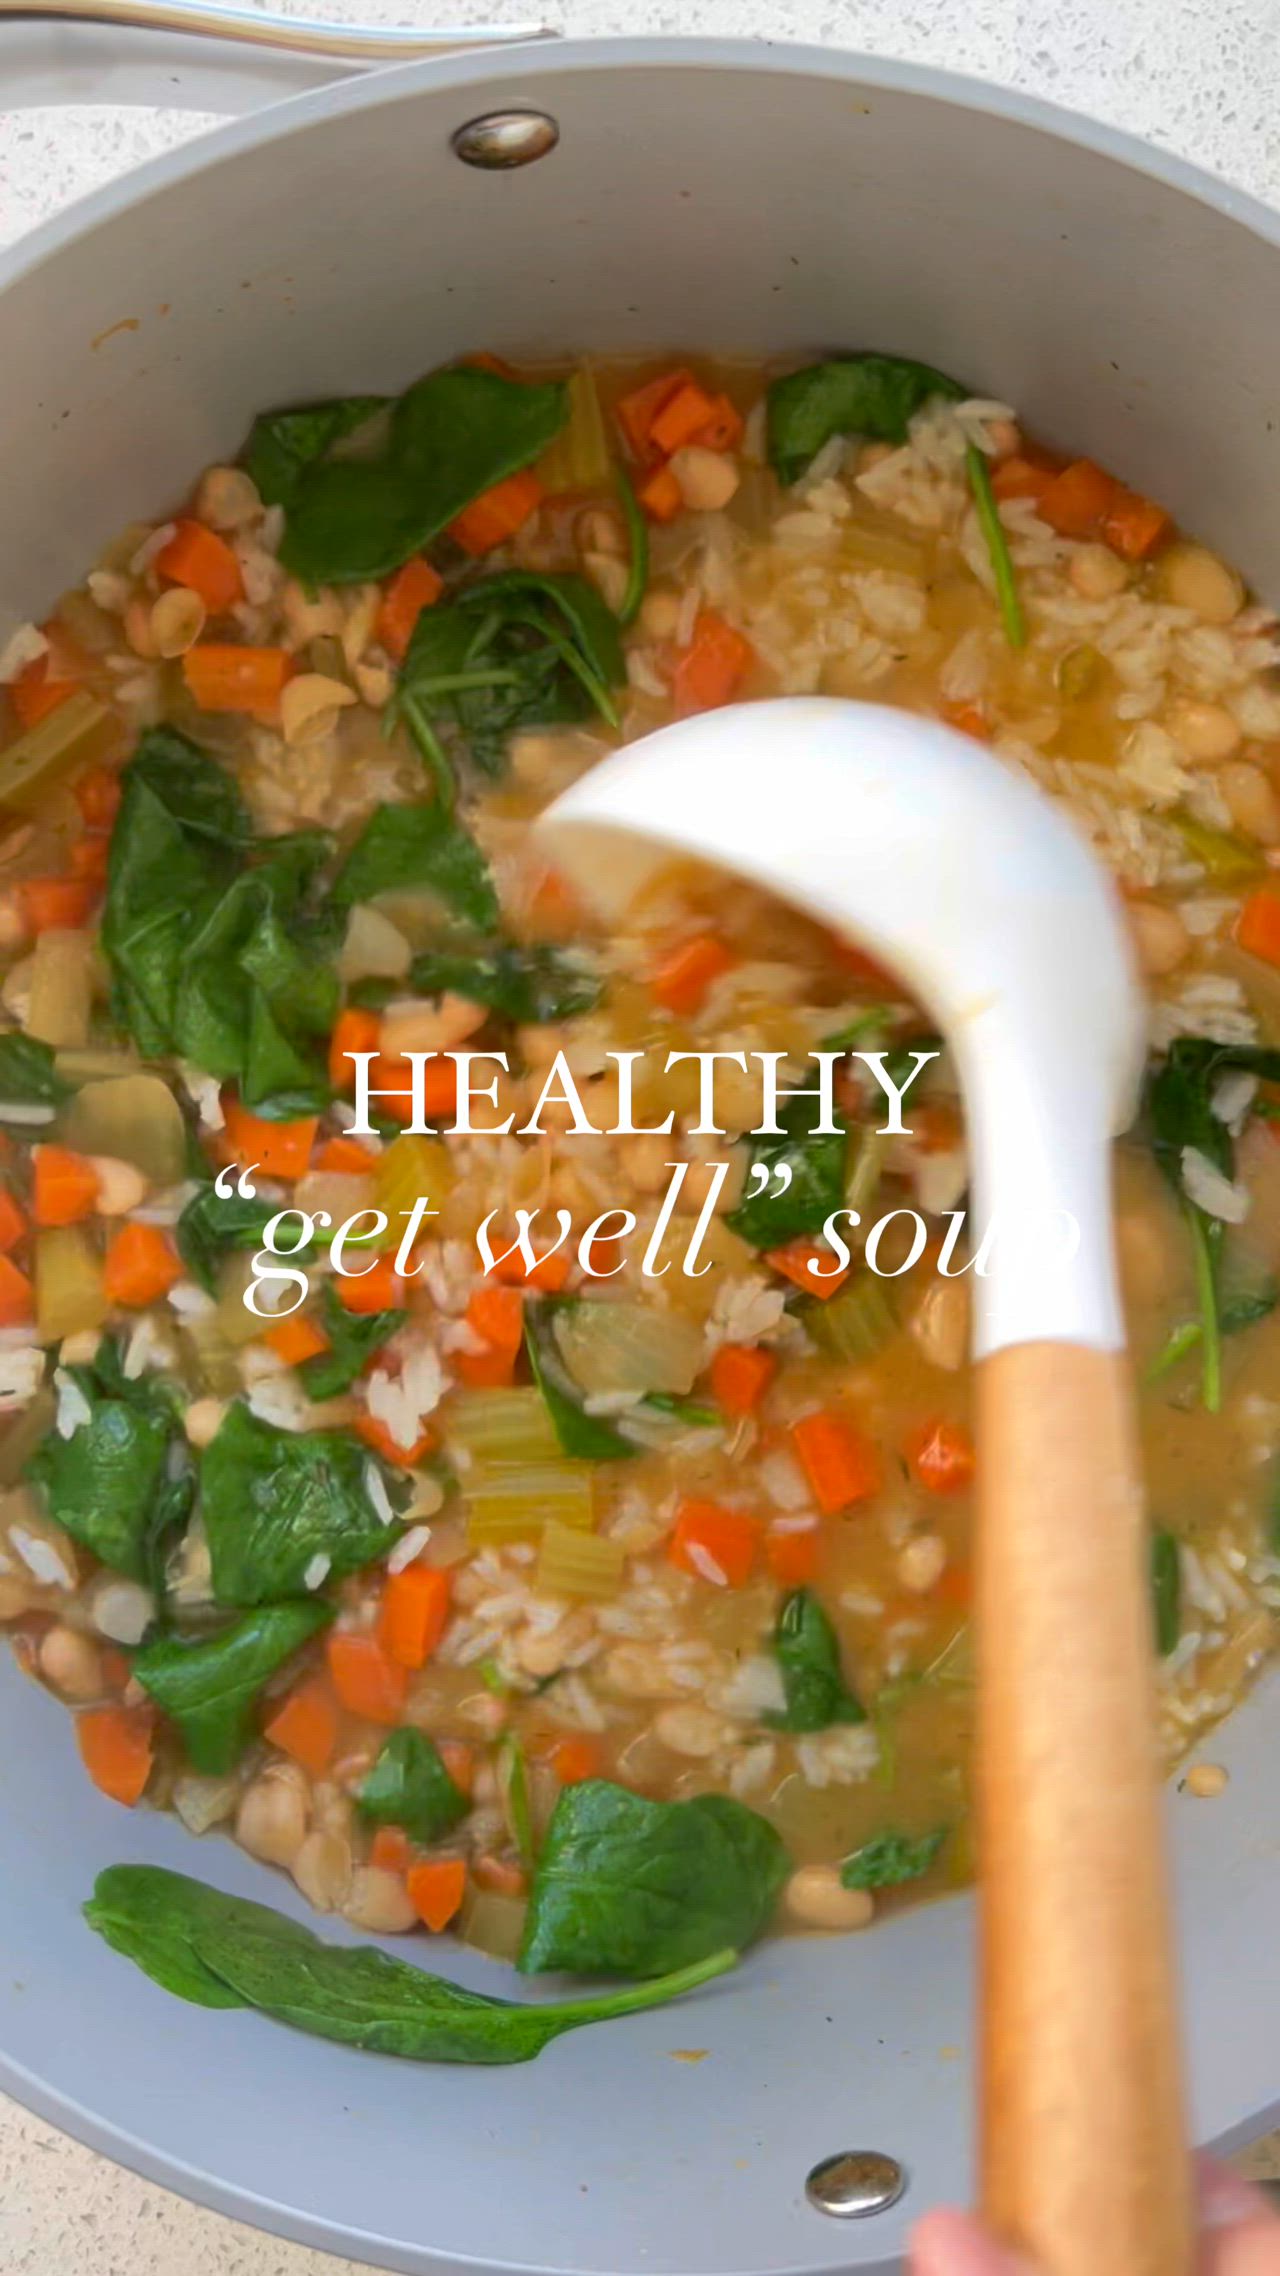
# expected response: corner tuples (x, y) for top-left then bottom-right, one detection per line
(911, 2160), (1280, 2275)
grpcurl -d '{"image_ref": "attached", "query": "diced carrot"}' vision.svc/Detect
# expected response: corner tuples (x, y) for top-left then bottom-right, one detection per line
(940, 699), (990, 742)
(77, 1704), (153, 1806)
(70, 834), (110, 883)
(264, 1313), (330, 1368)
(363, 1053), (457, 1127)
(693, 394), (745, 452)
(766, 1239), (850, 1301)
(473, 1854), (527, 1897)
(155, 518), (244, 613)
(264, 1676), (339, 1778)
(672, 611), (755, 715)
(0, 1254), (34, 1326)
(455, 1281), (524, 1387)
(649, 380), (718, 458)
(73, 765), (122, 832)
(1036, 458), (1117, 541)
(524, 863), (581, 937)
(32, 1145), (100, 1229)
(407, 1855), (467, 1932)
(668, 1497), (760, 1588)
(103, 1222), (182, 1308)
(488, 1245), (572, 1292)
(906, 1101), (964, 1154)
(709, 1341), (776, 1418)
(326, 1631), (408, 1725)
(0, 1186), (27, 1254)
(438, 1739), (474, 1794)
(379, 1565), (451, 1670)
(791, 1411), (881, 1516)
(314, 1134), (380, 1175)
(182, 644), (291, 717)
(10, 656), (76, 731)
(222, 1099), (318, 1181)
(544, 1733), (602, 1786)
(638, 465), (682, 523)
(649, 932), (736, 1016)
(905, 1416), (976, 1495)
(448, 470), (543, 557)
(765, 1523), (820, 1587)
(1101, 485), (1171, 562)
(99, 1648), (132, 1694)
(337, 1255), (405, 1316)
(371, 1825), (413, 1875)
(329, 1007), (381, 1093)
(377, 556), (444, 662)
(463, 351), (519, 378)
(990, 454), (1057, 506)
(1235, 889), (1280, 967)
(616, 368), (694, 462)
(354, 1411), (436, 1468)
(18, 878), (97, 934)
(936, 1567), (973, 1609)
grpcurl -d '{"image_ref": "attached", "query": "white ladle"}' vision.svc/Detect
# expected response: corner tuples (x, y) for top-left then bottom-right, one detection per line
(538, 697), (1191, 2276)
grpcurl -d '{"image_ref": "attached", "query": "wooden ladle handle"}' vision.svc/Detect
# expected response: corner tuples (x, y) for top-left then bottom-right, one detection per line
(976, 1341), (1193, 2276)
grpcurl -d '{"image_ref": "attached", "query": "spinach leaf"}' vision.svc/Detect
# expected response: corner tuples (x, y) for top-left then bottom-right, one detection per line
(396, 571), (623, 801)
(840, 1827), (947, 1891)
(726, 1096), (849, 1249)
(641, 1392), (721, 1427)
(765, 1588), (865, 1733)
(300, 1282), (404, 1401)
(1150, 1529), (1182, 1658)
(767, 354), (965, 485)
(332, 801), (498, 930)
(133, 1600), (332, 1774)
(616, 468), (648, 627)
(26, 1343), (183, 1584)
(1145, 1037), (1280, 1409)
(524, 1300), (637, 1462)
(1146, 1281), (1277, 1385)
(268, 367), (566, 585)
(86, 1865), (735, 2063)
(966, 443), (1025, 650)
(200, 1401), (407, 1606)
(245, 396), (389, 510)
(519, 1779), (788, 1978)
(0, 1031), (74, 1118)
(175, 1182), (295, 1296)
(173, 833), (338, 1117)
(359, 940), (601, 1026)
(498, 1732), (536, 1868)
(357, 1728), (468, 1844)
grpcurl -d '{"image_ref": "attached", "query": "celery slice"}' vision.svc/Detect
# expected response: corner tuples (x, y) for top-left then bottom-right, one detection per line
(449, 1388), (561, 1468)
(467, 1464), (596, 1543)
(374, 1132), (454, 1250)
(36, 1225), (107, 1343)
(535, 1519), (624, 1598)
(0, 692), (125, 813)
(537, 366), (611, 494)
(1170, 813), (1264, 884)
(25, 929), (93, 1050)
(807, 1274), (899, 1363)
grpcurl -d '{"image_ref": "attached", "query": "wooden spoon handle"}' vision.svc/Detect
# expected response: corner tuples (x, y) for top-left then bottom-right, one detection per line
(976, 1341), (1193, 2276)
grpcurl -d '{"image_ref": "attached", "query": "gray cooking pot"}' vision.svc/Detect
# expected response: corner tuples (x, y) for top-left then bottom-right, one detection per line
(1, 26), (1279, 2273)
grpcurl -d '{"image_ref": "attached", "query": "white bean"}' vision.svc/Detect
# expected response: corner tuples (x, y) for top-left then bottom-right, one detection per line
(669, 446), (740, 513)
(783, 1865), (875, 1932)
(37, 1622), (103, 1700)
(1161, 545), (1243, 625)
(292, 1829), (353, 1912)
(1167, 700), (1241, 764)
(235, 1767), (309, 1868)
(638, 589), (681, 640)
(1128, 900), (1190, 978)
(380, 993), (488, 1057)
(908, 1277), (970, 1373)
(184, 1397), (227, 1449)
(651, 1704), (727, 1758)
(1219, 761), (1280, 846)
(149, 587), (206, 659)
(87, 1154), (149, 1217)
(343, 1865), (418, 1934)
(897, 1535), (947, 1593)
(1068, 544), (1128, 601)
(582, 551), (630, 614)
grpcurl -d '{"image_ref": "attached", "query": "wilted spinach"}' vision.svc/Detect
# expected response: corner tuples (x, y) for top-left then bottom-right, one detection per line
(840, 1827), (947, 1891)
(1150, 1529), (1182, 1658)
(0, 1031), (74, 1120)
(765, 1588), (865, 1733)
(175, 1182), (303, 1297)
(299, 1283), (404, 1401)
(524, 1299), (637, 1462)
(26, 1339), (187, 1587)
(358, 1729), (468, 1845)
(199, 1401), (407, 1606)
(726, 1096), (849, 1249)
(767, 354), (965, 485)
(354, 939), (601, 1026)
(331, 801), (498, 930)
(132, 1600), (333, 1774)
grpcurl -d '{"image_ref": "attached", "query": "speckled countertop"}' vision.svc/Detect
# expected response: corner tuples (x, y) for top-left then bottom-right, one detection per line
(3, 2), (1280, 2265)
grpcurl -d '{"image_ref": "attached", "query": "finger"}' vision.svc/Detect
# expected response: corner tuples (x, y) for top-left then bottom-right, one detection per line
(911, 2209), (1037, 2276)
(1196, 2156), (1280, 2276)
(1198, 2157), (1276, 2232)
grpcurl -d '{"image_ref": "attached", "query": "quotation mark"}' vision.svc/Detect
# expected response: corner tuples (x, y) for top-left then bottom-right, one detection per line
(744, 1162), (793, 1201)
(215, 1162), (259, 1201)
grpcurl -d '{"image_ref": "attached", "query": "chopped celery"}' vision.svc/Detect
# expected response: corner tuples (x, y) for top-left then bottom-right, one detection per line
(807, 1273), (899, 1362)
(58, 1072), (188, 1185)
(0, 692), (125, 814)
(535, 1519), (625, 1599)
(25, 929), (93, 1050)
(375, 1133), (453, 1248)
(467, 1463), (596, 1543)
(553, 1299), (703, 1399)
(458, 1884), (527, 1961)
(180, 1312), (248, 1398)
(537, 366), (611, 493)
(845, 1128), (883, 1216)
(449, 1388), (561, 1468)
(498, 1734), (536, 1867)
(36, 1225), (107, 1343)
(1170, 813), (1264, 885)
(215, 1254), (271, 1349)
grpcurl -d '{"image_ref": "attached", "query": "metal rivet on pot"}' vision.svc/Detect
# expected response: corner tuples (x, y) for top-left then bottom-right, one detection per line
(805, 2150), (906, 2219)
(451, 111), (559, 169)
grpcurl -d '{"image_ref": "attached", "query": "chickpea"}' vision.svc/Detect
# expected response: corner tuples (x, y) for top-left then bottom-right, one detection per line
(897, 1534), (947, 1594)
(1219, 760), (1280, 846)
(783, 1866), (876, 1932)
(380, 993), (487, 1057)
(1185, 1762), (1229, 1799)
(638, 588), (681, 641)
(1167, 700), (1241, 765)
(343, 1865), (418, 1934)
(149, 586), (206, 659)
(185, 1397), (228, 1449)
(1160, 544), (1243, 625)
(908, 1277), (970, 1373)
(669, 446), (740, 513)
(235, 1766), (309, 1868)
(292, 1829), (353, 1913)
(1128, 899), (1190, 979)
(651, 1704), (727, 1758)
(38, 1622), (103, 1701)
(1069, 544), (1129, 602)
